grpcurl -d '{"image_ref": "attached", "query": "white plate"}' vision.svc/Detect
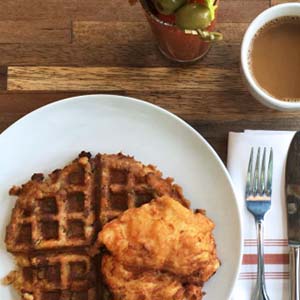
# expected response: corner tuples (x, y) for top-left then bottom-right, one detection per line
(0, 94), (242, 300)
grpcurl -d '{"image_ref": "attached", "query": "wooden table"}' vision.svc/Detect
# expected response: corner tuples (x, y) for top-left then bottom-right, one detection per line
(0, 0), (298, 162)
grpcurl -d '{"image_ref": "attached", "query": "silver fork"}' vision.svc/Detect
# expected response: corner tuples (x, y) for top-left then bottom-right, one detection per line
(246, 147), (273, 300)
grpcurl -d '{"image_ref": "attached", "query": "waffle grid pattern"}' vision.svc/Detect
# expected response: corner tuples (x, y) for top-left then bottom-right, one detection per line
(98, 153), (189, 226)
(6, 155), (95, 253)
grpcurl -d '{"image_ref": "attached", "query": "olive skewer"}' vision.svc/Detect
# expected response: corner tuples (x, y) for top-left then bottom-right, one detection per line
(184, 29), (223, 41)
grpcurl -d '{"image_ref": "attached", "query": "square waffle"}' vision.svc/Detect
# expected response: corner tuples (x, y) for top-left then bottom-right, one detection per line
(9, 253), (97, 292)
(96, 153), (189, 226)
(21, 289), (97, 300)
(5, 153), (96, 253)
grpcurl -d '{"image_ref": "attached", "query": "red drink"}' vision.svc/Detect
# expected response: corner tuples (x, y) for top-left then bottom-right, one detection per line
(140, 0), (220, 62)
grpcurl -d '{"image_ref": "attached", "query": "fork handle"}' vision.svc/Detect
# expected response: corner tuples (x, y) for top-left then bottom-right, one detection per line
(290, 246), (300, 300)
(253, 219), (270, 300)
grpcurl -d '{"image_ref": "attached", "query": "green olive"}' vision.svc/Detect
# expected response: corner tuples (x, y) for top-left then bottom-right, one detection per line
(154, 0), (187, 15)
(176, 3), (212, 30)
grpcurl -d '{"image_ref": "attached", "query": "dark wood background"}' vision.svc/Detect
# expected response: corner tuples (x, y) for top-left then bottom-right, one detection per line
(0, 0), (298, 162)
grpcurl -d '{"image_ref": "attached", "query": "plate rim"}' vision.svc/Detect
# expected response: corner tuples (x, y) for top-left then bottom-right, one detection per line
(0, 94), (243, 299)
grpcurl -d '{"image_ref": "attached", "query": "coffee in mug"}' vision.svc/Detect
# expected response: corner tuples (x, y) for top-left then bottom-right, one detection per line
(249, 16), (300, 102)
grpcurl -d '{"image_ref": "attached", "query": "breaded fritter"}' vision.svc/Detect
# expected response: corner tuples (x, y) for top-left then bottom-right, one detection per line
(99, 196), (220, 280)
(102, 255), (203, 300)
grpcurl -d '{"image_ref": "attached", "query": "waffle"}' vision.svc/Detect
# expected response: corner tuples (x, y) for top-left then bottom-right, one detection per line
(5, 252), (97, 300)
(4, 152), (190, 300)
(96, 153), (189, 226)
(5, 152), (96, 253)
(20, 289), (97, 300)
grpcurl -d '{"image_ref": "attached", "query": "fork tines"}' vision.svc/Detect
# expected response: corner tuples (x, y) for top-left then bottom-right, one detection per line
(246, 147), (273, 201)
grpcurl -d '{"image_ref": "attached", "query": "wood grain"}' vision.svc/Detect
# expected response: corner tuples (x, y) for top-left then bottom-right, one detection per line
(0, 20), (71, 44)
(217, 23), (248, 42)
(0, 41), (241, 68)
(72, 21), (151, 45)
(0, 0), (143, 21)
(7, 66), (244, 92)
(73, 21), (248, 44)
(271, 0), (300, 5)
(0, 0), (269, 22)
(2, 90), (299, 123)
(218, 1), (269, 22)
(0, 67), (7, 90)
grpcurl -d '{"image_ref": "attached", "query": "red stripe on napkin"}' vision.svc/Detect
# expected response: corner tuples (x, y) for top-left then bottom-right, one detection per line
(239, 272), (289, 280)
(243, 254), (289, 265)
(244, 239), (288, 246)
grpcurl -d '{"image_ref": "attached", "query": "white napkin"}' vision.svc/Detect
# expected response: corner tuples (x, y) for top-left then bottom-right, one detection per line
(227, 130), (295, 300)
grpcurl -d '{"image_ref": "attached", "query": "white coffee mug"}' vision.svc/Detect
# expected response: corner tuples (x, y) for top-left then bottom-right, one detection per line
(241, 3), (300, 111)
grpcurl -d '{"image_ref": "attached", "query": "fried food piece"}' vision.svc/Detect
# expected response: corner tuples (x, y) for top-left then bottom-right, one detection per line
(99, 196), (220, 280)
(102, 255), (203, 300)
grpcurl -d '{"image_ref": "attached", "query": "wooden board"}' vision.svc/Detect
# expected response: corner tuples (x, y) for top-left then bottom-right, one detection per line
(7, 66), (245, 92)
(0, 0), (299, 163)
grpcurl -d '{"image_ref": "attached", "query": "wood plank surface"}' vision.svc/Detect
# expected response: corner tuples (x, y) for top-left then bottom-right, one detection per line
(0, 20), (71, 44)
(7, 66), (244, 92)
(0, 67), (7, 90)
(0, 41), (241, 67)
(0, 0), (143, 21)
(271, 0), (300, 5)
(0, 1), (268, 22)
(0, 21), (246, 67)
(0, 0), (299, 164)
(73, 21), (248, 44)
(2, 90), (300, 123)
